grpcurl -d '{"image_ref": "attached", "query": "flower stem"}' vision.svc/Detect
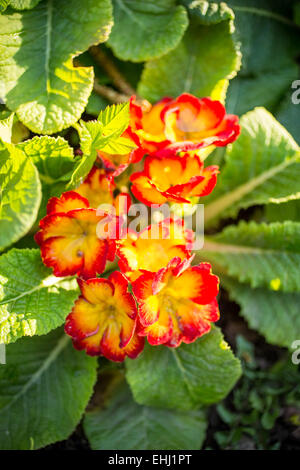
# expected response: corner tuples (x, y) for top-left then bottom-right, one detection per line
(93, 80), (130, 103)
(89, 46), (136, 97)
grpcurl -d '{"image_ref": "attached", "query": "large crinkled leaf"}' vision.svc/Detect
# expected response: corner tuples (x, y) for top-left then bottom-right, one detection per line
(201, 221), (300, 293)
(9, 0), (41, 9)
(0, 249), (79, 344)
(265, 200), (300, 223)
(0, 328), (97, 450)
(138, 12), (240, 103)
(0, 113), (14, 143)
(223, 277), (300, 349)
(69, 102), (135, 188)
(84, 381), (207, 450)
(19, 135), (76, 218)
(223, 0), (299, 75)
(0, 0), (113, 134)
(126, 327), (241, 410)
(0, 140), (41, 251)
(226, 64), (298, 116)
(223, 0), (299, 115)
(107, 0), (188, 62)
(204, 108), (300, 225)
(182, 0), (234, 24)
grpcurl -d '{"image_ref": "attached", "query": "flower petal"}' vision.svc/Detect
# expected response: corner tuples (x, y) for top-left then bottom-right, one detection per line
(47, 191), (89, 215)
(130, 172), (167, 206)
(163, 175), (205, 199)
(175, 298), (219, 344)
(109, 271), (137, 321)
(75, 167), (115, 209)
(170, 263), (219, 305)
(100, 328), (144, 361)
(189, 165), (219, 197)
(138, 308), (173, 346)
(77, 278), (114, 305)
(123, 332), (145, 359)
(65, 296), (102, 341)
(132, 272), (160, 326)
(117, 218), (193, 279)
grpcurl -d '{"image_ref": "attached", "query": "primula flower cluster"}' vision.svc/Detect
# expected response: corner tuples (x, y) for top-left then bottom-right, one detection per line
(36, 93), (240, 362)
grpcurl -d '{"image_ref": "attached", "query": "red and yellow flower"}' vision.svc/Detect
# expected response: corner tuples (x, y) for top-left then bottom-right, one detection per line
(74, 166), (131, 218)
(117, 218), (194, 281)
(130, 153), (218, 206)
(132, 93), (240, 157)
(157, 93), (240, 156)
(35, 191), (119, 279)
(133, 257), (219, 347)
(65, 272), (144, 361)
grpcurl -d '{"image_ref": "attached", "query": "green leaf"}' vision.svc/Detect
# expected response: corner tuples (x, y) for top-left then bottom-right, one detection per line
(204, 108), (300, 225)
(0, 248), (79, 344)
(126, 327), (241, 410)
(10, 121), (29, 144)
(67, 127), (101, 189)
(0, 141), (41, 251)
(265, 200), (300, 223)
(223, 277), (300, 349)
(97, 101), (130, 138)
(9, 0), (41, 9)
(295, 2), (300, 26)
(102, 134), (135, 155)
(107, 0), (188, 62)
(226, 64), (298, 116)
(0, 0), (10, 11)
(18, 136), (75, 219)
(182, 0), (234, 24)
(138, 12), (240, 103)
(0, 328), (97, 449)
(84, 381), (207, 450)
(69, 121), (104, 189)
(69, 102), (135, 188)
(222, 0), (299, 74)
(0, 0), (113, 134)
(224, 0), (299, 115)
(18, 136), (75, 184)
(276, 89), (300, 145)
(201, 221), (300, 293)
(0, 113), (14, 143)
(0, 108), (29, 144)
